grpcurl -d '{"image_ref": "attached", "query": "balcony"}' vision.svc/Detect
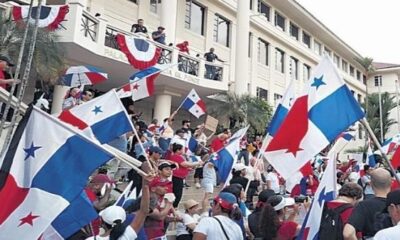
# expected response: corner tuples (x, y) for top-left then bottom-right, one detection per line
(50, 1), (229, 94)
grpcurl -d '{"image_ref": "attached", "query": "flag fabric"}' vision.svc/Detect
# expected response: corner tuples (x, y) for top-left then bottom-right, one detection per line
(265, 55), (364, 179)
(41, 192), (98, 240)
(12, 4), (69, 31)
(229, 126), (250, 143)
(0, 107), (113, 239)
(63, 66), (108, 87)
(186, 136), (198, 156)
(367, 143), (377, 167)
(129, 64), (175, 83)
(117, 76), (155, 101)
(210, 127), (247, 183)
(114, 181), (134, 207)
(334, 131), (356, 153)
(116, 34), (161, 70)
(181, 89), (206, 118)
(381, 134), (400, 154)
(390, 146), (400, 170)
(266, 78), (296, 136)
(297, 152), (337, 240)
(58, 90), (134, 144)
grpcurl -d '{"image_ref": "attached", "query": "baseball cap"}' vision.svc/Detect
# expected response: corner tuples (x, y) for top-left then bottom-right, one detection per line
(149, 146), (164, 154)
(214, 192), (238, 210)
(99, 206), (126, 225)
(184, 199), (199, 210)
(268, 195), (295, 211)
(158, 161), (176, 170)
(90, 174), (116, 184)
(258, 189), (276, 203)
(233, 163), (246, 172)
(0, 55), (14, 67)
(386, 189), (400, 207)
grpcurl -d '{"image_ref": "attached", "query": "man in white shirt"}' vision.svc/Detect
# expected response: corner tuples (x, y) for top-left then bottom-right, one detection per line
(266, 166), (280, 194)
(193, 192), (243, 240)
(374, 189), (400, 239)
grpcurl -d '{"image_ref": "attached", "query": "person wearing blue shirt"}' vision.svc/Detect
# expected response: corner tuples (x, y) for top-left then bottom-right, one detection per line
(152, 26), (166, 45)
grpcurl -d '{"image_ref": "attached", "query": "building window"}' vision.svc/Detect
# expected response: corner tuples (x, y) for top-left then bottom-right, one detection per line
(274, 93), (283, 106)
(250, 0), (253, 10)
(374, 76), (382, 86)
(324, 47), (331, 57)
(150, 0), (161, 13)
(248, 32), (252, 57)
(128, 0), (138, 3)
(303, 64), (310, 81)
(314, 41), (322, 55)
(258, 0), (270, 21)
(356, 70), (361, 81)
(302, 31), (311, 48)
(342, 60), (348, 73)
(274, 12), (286, 31)
(363, 75), (367, 85)
(185, 0), (205, 36)
(257, 38), (269, 65)
(357, 94), (362, 103)
(289, 22), (299, 40)
(213, 14), (230, 47)
(290, 56), (298, 80)
(349, 65), (355, 77)
(257, 87), (268, 101)
(333, 54), (340, 68)
(275, 48), (285, 73)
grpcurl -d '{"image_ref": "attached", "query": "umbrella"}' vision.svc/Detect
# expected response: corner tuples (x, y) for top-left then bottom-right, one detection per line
(63, 66), (108, 87)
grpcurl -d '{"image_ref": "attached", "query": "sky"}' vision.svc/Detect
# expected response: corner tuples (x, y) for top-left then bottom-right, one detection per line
(295, 0), (400, 64)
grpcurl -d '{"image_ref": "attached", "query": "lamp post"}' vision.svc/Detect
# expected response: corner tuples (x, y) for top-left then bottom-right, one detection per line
(376, 75), (384, 143)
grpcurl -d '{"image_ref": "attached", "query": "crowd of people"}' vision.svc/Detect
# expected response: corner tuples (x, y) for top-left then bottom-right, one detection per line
(57, 85), (400, 240)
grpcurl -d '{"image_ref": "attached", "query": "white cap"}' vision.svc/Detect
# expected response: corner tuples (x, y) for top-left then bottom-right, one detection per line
(99, 206), (126, 225)
(273, 197), (295, 211)
(233, 163), (246, 171)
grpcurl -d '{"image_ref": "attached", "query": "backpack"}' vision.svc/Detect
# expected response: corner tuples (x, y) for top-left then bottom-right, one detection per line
(319, 203), (352, 240)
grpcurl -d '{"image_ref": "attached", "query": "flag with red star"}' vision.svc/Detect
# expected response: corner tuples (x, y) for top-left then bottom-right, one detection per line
(0, 107), (113, 239)
(265, 55), (364, 179)
(180, 89), (206, 118)
(117, 75), (155, 101)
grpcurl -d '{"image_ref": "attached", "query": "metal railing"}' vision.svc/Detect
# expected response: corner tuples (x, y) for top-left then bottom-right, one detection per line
(80, 11), (99, 42)
(177, 53), (199, 77)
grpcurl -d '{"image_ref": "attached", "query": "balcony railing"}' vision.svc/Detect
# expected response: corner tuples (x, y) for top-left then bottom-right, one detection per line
(80, 11), (98, 42)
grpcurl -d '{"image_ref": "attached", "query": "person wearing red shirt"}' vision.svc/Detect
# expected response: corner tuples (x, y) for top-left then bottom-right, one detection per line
(176, 41), (190, 54)
(210, 130), (230, 153)
(168, 143), (202, 208)
(0, 55), (19, 89)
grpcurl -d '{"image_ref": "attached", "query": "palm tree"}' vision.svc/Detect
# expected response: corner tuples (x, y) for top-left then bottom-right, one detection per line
(207, 92), (272, 136)
(362, 93), (397, 141)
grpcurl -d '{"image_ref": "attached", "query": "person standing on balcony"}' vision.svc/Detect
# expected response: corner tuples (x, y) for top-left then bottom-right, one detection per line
(177, 41), (190, 54)
(204, 48), (224, 80)
(0, 55), (20, 121)
(176, 41), (190, 73)
(152, 26), (166, 45)
(131, 19), (148, 37)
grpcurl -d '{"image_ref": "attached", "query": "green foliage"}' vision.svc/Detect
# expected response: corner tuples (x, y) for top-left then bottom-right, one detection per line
(207, 92), (273, 136)
(0, 16), (66, 89)
(362, 92), (397, 141)
(355, 56), (375, 75)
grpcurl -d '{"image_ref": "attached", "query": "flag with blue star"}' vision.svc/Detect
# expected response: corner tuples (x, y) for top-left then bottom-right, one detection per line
(311, 75), (326, 90)
(0, 106), (113, 239)
(297, 151), (337, 240)
(57, 90), (134, 144)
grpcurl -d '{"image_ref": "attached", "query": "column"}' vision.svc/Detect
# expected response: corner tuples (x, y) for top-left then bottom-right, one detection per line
(51, 85), (70, 114)
(234, 0), (250, 95)
(154, 94), (172, 122)
(160, 0), (178, 45)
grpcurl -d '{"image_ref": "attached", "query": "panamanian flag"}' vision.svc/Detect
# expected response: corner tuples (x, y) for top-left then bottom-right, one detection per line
(265, 55), (364, 179)
(181, 89), (206, 118)
(0, 107), (113, 240)
(57, 89), (134, 144)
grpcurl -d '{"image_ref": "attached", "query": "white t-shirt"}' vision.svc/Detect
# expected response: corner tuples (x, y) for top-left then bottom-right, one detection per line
(176, 213), (201, 236)
(85, 226), (137, 240)
(266, 172), (280, 193)
(194, 215), (243, 240)
(374, 223), (400, 240)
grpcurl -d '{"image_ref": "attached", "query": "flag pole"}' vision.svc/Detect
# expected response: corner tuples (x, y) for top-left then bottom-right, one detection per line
(360, 118), (400, 184)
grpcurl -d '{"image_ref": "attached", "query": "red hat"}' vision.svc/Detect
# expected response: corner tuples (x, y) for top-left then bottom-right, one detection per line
(90, 174), (116, 184)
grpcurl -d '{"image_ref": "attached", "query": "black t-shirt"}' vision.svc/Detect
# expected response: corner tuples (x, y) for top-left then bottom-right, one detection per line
(131, 24), (148, 33)
(347, 197), (386, 237)
(204, 52), (218, 62)
(248, 209), (262, 238)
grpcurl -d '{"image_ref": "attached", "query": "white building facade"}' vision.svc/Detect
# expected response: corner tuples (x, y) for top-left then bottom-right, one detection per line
(1, 0), (369, 157)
